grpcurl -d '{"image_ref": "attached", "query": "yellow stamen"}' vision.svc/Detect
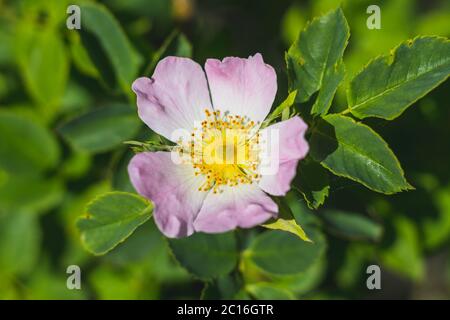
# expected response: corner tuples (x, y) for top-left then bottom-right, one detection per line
(183, 110), (261, 193)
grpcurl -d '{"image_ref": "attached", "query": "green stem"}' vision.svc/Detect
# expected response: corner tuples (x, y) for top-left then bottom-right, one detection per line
(340, 108), (351, 115)
(123, 140), (173, 152)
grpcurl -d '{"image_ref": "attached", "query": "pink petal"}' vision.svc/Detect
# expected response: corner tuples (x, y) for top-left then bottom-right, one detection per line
(128, 152), (207, 238)
(193, 184), (278, 233)
(259, 116), (309, 196)
(132, 57), (213, 142)
(205, 53), (277, 124)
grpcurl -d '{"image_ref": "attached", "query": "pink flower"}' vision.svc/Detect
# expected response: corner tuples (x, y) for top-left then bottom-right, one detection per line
(128, 54), (309, 238)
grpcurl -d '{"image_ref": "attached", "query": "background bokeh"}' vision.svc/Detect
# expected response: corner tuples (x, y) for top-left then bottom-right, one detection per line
(0, 0), (449, 299)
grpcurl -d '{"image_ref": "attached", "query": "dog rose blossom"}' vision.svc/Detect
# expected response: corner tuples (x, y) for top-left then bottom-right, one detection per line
(128, 54), (308, 238)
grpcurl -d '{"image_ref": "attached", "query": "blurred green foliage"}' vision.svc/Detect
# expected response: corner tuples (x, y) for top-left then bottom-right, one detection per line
(0, 0), (449, 299)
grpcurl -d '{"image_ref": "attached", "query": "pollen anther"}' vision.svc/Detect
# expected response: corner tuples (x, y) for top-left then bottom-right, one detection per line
(184, 109), (260, 193)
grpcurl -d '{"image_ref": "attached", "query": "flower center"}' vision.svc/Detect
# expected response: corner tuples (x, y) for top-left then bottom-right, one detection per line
(180, 109), (261, 193)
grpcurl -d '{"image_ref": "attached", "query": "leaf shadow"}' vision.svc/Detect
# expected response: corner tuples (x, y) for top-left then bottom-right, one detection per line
(309, 117), (339, 163)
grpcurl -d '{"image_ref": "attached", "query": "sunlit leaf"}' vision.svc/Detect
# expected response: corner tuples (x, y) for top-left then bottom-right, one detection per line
(16, 29), (68, 118)
(286, 7), (349, 115)
(346, 36), (450, 120)
(262, 90), (297, 127)
(262, 197), (311, 242)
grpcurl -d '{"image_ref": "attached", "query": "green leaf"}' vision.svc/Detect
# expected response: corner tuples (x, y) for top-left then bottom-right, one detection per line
(201, 274), (242, 300)
(80, 3), (140, 92)
(0, 212), (41, 276)
(262, 198), (311, 242)
(60, 150), (91, 179)
(262, 90), (297, 127)
(0, 111), (60, 175)
(246, 229), (325, 275)
(144, 30), (193, 75)
(286, 192), (321, 231)
(0, 176), (63, 214)
(69, 33), (99, 78)
(281, 106), (290, 121)
(88, 265), (142, 299)
(168, 232), (238, 280)
(262, 218), (311, 242)
(103, 220), (159, 266)
(380, 216), (424, 281)
(320, 209), (383, 241)
(111, 150), (136, 193)
(310, 114), (412, 194)
(25, 262), (86, 300)
(269, 257), (326, 295)
(246, 283), (295, 300)
(59, 104), (141, 154)
(423, 185), (450, 249)
(336, 243), (374, 289)
(312, 62), (345, 115)
(294, 158), (330, 209)
(17, 29), (68, 118)
(61, 81), (93, 115)
(286, 7), (349, 115)
(123, 139), (173, 153)
(174, 33), (193, 58)
(346, 36), (450, 120)
(77, 192), (153, 255)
